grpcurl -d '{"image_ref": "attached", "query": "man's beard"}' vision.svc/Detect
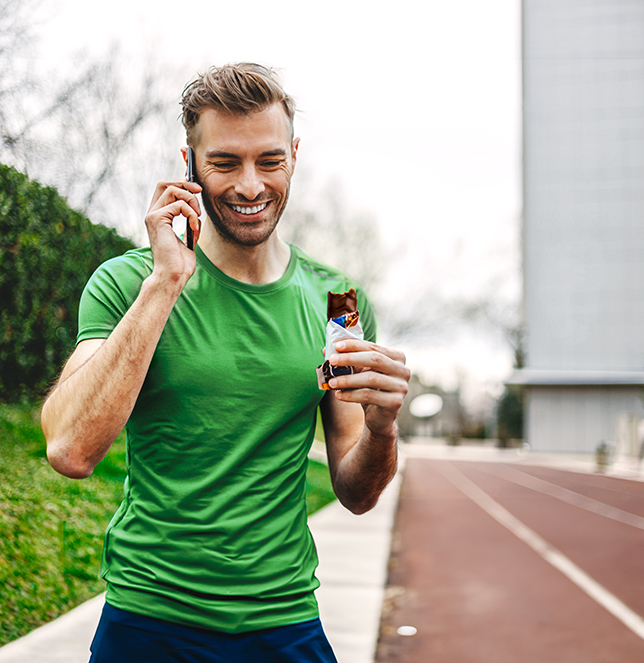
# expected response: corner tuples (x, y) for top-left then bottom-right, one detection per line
(201, 189), (290, 248)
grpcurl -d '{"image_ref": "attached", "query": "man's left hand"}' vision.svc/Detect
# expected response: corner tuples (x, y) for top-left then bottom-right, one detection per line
(326, 339), (411, 436)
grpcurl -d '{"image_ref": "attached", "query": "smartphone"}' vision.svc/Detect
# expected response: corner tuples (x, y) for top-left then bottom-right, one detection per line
(186, 146), (197, 250)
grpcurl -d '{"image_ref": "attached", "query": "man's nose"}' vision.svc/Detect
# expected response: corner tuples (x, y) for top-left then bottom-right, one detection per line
(235, 165), (265, 200)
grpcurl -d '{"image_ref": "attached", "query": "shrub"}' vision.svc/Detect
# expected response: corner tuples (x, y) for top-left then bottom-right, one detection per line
(0, 165), (135, 402)
(497, 385), (524, 445)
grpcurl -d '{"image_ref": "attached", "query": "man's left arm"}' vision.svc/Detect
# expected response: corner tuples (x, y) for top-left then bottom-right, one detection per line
(319, 338), (411, 514)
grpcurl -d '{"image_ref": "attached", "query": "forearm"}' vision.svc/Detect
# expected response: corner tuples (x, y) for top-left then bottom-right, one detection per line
(42, 273), (183, 478)
(331, 424), (399, 515)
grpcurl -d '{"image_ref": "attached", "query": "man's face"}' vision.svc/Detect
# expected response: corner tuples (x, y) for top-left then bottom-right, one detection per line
(191, 105), (298, 247)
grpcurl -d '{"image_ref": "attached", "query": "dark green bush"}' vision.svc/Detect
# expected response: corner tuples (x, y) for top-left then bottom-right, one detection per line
(497, 385), (524, 445)
(0, 165), (135, 402)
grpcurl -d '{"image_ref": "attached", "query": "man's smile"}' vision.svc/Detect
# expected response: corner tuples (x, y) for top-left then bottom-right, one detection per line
(227, 202), (270, 216)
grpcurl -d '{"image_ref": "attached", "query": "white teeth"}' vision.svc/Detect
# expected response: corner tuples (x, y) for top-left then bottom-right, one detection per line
(232, 203), (267, 215)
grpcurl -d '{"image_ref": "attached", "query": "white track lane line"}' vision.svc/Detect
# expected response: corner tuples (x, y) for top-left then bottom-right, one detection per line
(436, 461), (644, 641)
(480, 464), (644, 531)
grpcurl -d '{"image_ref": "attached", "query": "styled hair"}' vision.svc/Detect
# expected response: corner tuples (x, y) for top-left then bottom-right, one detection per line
(181, 63), (296, 146)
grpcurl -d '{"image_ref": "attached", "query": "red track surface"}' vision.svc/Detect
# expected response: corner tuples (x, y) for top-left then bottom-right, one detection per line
(376, 458), (644, 663)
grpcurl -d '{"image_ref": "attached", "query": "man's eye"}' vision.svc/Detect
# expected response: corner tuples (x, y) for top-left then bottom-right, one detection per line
(213, 162), (235, 170)
(262, 160), (282, 168)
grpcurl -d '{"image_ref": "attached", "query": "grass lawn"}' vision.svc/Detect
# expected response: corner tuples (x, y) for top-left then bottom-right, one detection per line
(0, 404), (336, 647)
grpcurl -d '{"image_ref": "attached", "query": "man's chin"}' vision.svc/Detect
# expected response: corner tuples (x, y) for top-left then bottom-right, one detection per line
(203, 195), (287, 248)
(212, 219), (279, 247)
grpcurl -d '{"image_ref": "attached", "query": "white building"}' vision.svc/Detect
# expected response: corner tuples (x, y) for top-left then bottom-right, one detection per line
(511, 0), (644, 453)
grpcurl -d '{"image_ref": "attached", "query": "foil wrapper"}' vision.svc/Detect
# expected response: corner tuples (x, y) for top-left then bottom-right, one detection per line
(316, 289), (363, 390)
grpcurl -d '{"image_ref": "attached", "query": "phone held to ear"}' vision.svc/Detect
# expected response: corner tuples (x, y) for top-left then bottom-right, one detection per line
(186, 146), (197, 250)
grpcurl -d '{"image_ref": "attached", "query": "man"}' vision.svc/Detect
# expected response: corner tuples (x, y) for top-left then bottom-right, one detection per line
(41, 63), (410, 663)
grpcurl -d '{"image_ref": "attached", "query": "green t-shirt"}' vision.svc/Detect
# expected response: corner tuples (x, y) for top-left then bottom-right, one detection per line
(77, 243), (377, 633)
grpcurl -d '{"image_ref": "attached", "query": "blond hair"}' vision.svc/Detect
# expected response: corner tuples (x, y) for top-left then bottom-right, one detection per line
(181, 63), (296, 146)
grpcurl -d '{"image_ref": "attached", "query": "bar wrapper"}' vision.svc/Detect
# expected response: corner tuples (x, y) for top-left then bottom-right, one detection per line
(316, 289), (364, 390)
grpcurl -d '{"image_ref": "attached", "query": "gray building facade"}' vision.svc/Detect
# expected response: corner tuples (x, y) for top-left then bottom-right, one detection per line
(513, 0), (644, 452)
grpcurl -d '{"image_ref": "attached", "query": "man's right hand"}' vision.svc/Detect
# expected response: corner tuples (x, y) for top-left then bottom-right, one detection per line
(42, 179), (204, 479)
(145, 180), (203, 287)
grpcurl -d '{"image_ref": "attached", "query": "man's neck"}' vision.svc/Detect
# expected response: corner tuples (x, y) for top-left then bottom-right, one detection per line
(198, 222), (291, 285)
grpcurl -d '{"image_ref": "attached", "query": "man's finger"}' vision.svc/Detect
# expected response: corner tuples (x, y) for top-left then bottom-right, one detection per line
(146, 201), (200, 233)
(333, 339), (407, 365)
(148, 181), (202, 214)
(329, 370), (409, 395)
(329, 349), (409, 379)
(334, 386), (406, 410)
(151, 185), (202, 216)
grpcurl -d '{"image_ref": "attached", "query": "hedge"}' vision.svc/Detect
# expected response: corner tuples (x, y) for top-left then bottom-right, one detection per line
(0, 164), (135, 403)
(496, 385), (524, 444)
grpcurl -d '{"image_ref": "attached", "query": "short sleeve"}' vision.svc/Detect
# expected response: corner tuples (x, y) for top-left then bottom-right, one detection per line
(354, 286), (378, 344)
(76, 249), (153, 345)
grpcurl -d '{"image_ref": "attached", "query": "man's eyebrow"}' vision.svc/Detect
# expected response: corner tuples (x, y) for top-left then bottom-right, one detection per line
(203, 148), (287, 160)
(204, 150), (238, 160)
(260, 149), (287, 157)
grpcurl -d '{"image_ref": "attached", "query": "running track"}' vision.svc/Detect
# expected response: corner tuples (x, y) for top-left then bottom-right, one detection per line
(376, 454), (644, 662)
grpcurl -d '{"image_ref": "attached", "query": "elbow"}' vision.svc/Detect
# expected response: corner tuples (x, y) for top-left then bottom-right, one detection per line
(334, 468), (397, 516)
(46, 439), (95, 479)
(42, 406), (96, 479)
(332, 475), (391, 515)
(341, 495), (380, 516)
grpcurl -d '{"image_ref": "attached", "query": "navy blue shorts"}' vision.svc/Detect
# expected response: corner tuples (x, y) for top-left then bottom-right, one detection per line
(89, 603), (338, 663)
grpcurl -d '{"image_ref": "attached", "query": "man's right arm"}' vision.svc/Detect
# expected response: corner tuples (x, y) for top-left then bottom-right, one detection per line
(41, 179), (202, 479)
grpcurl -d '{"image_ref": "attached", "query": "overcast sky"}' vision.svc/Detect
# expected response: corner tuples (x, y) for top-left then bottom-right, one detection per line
(34, 0), (523, 406)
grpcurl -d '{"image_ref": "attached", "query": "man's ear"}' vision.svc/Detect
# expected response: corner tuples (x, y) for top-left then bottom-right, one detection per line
(180, 146), (189, 167)
(291, 137), (300, 170)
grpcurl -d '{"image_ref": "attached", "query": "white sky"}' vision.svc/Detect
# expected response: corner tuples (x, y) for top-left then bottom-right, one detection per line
(33, 0), (523, 408)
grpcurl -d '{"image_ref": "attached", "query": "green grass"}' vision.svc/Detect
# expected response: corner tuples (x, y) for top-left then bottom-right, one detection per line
(306, 458), (336, 515)
(0, 404), (336, 646)
(0, 404), (127, 645)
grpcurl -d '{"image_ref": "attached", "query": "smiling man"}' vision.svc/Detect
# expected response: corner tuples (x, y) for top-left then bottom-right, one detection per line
(194, 105), (294, 250)
(41, 63), (410, 663)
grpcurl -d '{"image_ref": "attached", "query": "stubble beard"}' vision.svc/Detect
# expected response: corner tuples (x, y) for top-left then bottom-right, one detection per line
(201, 187), (291, 248)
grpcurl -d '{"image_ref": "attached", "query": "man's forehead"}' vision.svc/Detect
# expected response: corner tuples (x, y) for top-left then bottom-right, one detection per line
(195, 105), (292, 150)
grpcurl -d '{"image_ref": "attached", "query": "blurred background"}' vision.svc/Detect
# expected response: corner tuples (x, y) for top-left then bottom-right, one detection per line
(0, 0), (523, 437)
(5, 0), (644, 655)
(4, 0), (644, 456)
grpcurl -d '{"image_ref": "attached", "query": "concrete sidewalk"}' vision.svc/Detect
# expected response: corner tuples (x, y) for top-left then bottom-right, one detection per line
(0, 466), (403, 663)
(310, 470), (402, 663)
